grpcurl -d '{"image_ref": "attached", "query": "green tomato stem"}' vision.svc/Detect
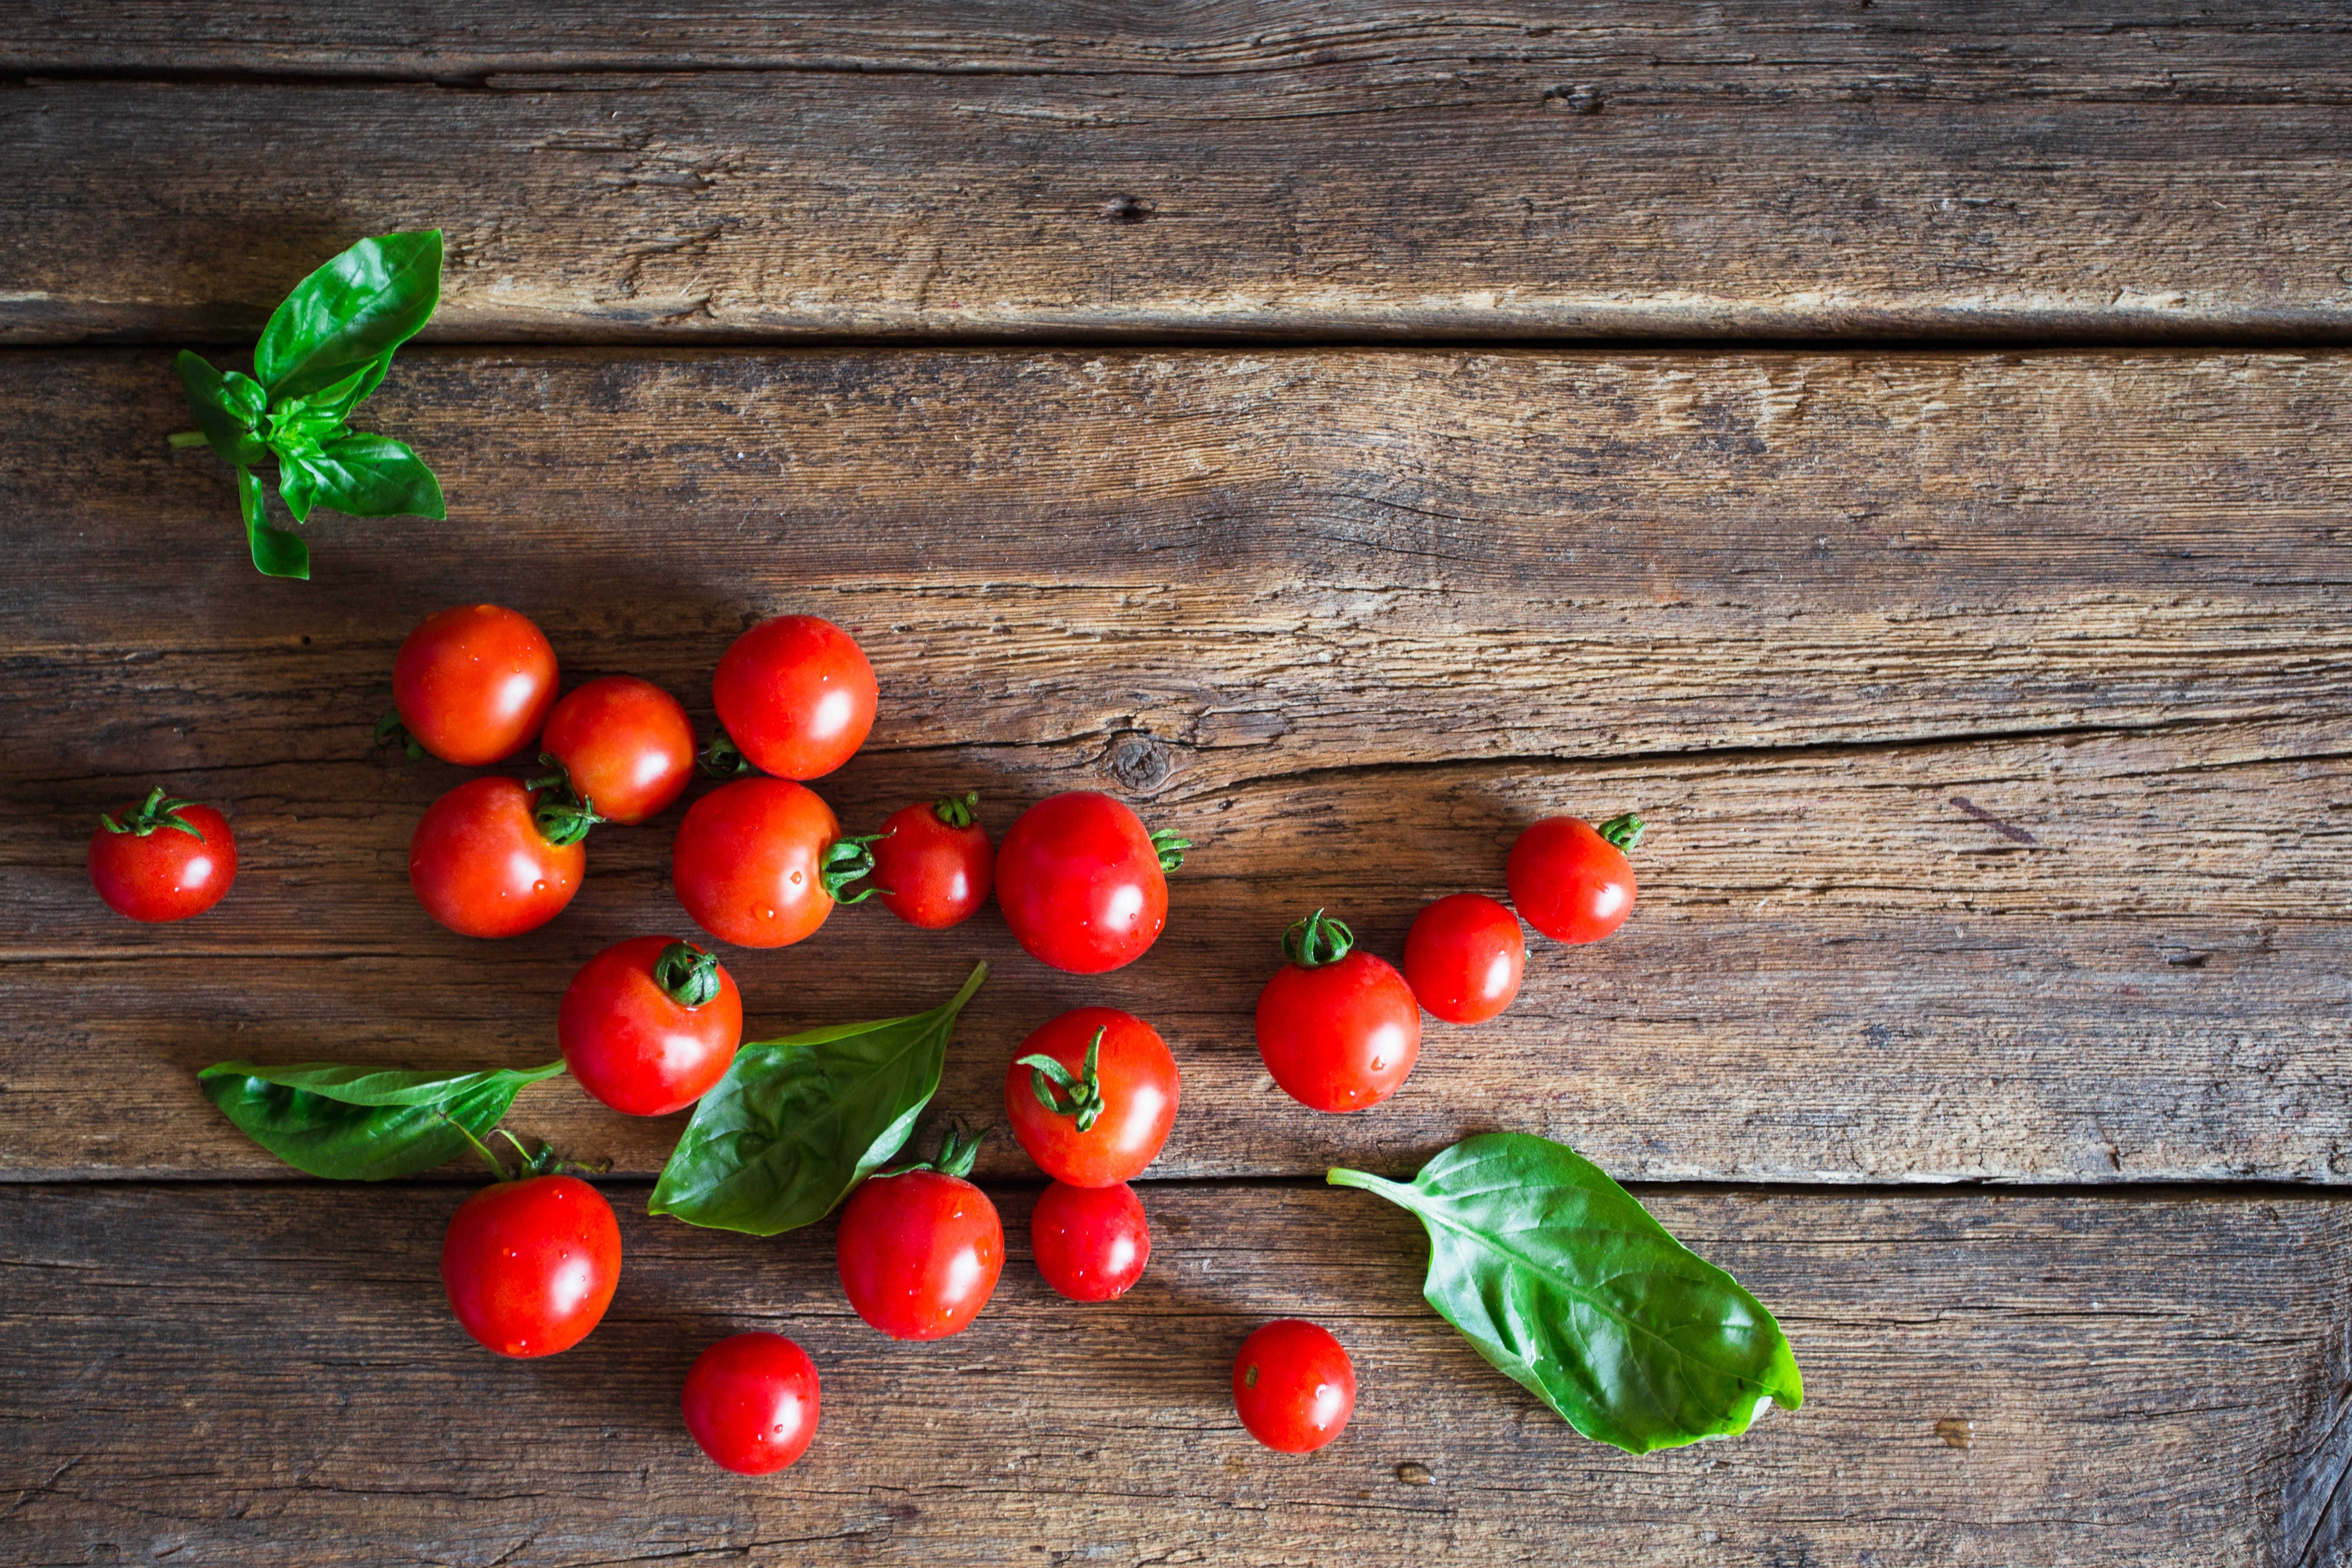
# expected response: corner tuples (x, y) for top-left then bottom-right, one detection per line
(1597, 812), (1647, 851)
(1281, 908), (1356, 968)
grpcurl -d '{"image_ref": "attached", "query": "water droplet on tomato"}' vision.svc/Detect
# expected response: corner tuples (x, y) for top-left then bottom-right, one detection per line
(760, 906), (776, 920)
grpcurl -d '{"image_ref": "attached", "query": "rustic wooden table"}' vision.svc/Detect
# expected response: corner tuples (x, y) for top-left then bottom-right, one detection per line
(5, 6), (2349, 1565)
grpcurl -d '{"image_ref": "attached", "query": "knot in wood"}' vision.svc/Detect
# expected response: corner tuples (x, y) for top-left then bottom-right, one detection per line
(1104, 733), (1175, 793)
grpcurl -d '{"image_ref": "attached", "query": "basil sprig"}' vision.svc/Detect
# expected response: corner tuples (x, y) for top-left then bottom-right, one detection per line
(172, 230), (447, 580)
(650, 963), (987, 1235)
(198, 1059), (564, 1180)
(1330, 1133), (1803, 1454)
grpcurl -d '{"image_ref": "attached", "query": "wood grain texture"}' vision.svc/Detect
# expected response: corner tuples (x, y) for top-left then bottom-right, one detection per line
(2, 1181), (2345, 1567)
(6, 4), (2352, 342)
(2, 348), (2345, 1183)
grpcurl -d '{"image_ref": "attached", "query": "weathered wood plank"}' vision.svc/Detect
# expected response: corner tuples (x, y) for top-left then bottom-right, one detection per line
(1, 1181), (2343, 1566)
(5, 7), (2351, 344)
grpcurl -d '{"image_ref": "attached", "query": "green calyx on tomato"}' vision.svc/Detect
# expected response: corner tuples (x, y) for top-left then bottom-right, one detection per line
(932, 792), (980, 829)
(99, 785), (206, 841)
(372, 709), (427, 761)
(1016, 1026), (1109, 1133)
(697, 731), (755, 779)
(1281, 908), (1357, 968)
(525, 753), (607, 847)
(444, 1119), (610, 1184)
(1596, 812), (1646, 851)
(880, 1120), (987, 1180)
(1151, 828), (1191, 872)
(819, 832), (885, 904)
(654, 941), (725, 1008)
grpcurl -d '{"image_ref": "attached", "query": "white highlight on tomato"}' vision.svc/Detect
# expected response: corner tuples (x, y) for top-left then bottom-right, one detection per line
(496, 670), (541, 719)
(944, 1246), (988, 1306)
(1121, 1083), (1168, 1146)
(811, 687), (856, 739)
(1482, 951), (1515, 998)
(1106, 884), (1146, 927)
(549, 1254), (599, 1315)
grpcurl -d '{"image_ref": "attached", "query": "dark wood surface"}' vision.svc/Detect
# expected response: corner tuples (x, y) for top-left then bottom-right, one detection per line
(5, 6), (2349, 1565)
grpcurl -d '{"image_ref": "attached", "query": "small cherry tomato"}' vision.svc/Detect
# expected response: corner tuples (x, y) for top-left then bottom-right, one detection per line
(1005, 1008), (1179, 1187)
(391, 603), (560, 766)
(836, 1128), (1002, 1341)
(995, 792), (1189, 974)
(1030, 1180), (1151, 1303)
(88, 787), (236, 922)
(440, 1174), (621, 1359)
(540, 676), (696, 825)
(1233, 1319), (1356, 1454)
(1506, 812), (1643, 945)
(711, 614), (877, 781)
(1254, 910), (1422, 1113)
(681, 1332), (822, 1475)
(410, 776), (588, 939)
(872, 792), (994, 930)
(1402, 893), (1526, 1024)
(670, 776), (876, 948)
(558, 936), (742, 1116)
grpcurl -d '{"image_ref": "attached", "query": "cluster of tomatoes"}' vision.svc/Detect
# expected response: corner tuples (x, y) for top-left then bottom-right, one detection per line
(86, 597), (1644, 1472)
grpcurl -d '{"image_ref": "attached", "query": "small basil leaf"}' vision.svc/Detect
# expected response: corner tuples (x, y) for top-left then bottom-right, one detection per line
(253, 230), (443, 401)
(175, 351), (266, 466)
(197, 1060), (565, 1180)
(239, 466), (309, 580)
(1330, 1133), (1803, 1455)
(650, 963), (987, 1235)
(297, 353), (393, 424)
(279, 433), (446, 520)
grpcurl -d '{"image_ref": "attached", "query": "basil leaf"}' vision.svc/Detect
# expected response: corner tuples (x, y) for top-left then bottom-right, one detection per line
(278, 433), (445, 521)
(175, 351), (266, 466)
(650, 963), (987, 1235)
(1330, 1134), (1803, 1454)
(238, 465), (309, 580)
(253, 230), (443, 401)
(198, 1059), (566, 1180)
(297, 352), (394, 424)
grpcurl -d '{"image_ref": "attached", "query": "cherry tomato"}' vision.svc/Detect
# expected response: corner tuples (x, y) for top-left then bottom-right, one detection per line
(995, 792), (1188, 974)
(1030, 1180), (1151, 1303)
(1402, 893), (1526, 1024)
(440, 1174), (620, 1358)
(1506, 812), (1643, 945)
(1005, 1007), (1179, 1187)
(681, 1332), (822, 1475)
(872, 792), (994, 930)
(711, 614), (877, 781)
(1254, 910), (1421, 1113)
(540, 676), (695, 825)
(670, 776), (875, 948)
(558, 936), (742, 1116)
(409, 776), (587, 939)
(1233, 1319), (1356, 1453)
(88, 787), (236, 922)
(836, 1130), (1002, 1341)
(391, 603), (560, 766)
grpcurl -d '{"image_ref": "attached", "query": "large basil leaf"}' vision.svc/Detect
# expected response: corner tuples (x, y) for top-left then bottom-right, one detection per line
(650, 963), (987, 1235)
(237, 465), (309, 580)
(279, 433), (446, 521)
(198, 1059), (565, 1180)
(253, 230), (443, 401)
(1329, 1133), (1802, 1454)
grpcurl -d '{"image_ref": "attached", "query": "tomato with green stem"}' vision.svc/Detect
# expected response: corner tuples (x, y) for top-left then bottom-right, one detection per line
(995, 791), (1189, 974)
(1402, 893), (1526, 1024)
(88, 787), (237, 922)
(872, 792), (994, 930)
(1233, 1319), (1356, 1453)
(1005, 1007), (1179, 1187)
(410, 775), (595, 939)
(711, 614), (877, 781)
(1506, 812), (1643, 945)
(439, 1133), (620, 1359)
(670, 776), (875, 948)
(559, 936), (742, 1116)
(836, 1125), (1002, 1341)
(682, 1332), (822, 1475)
(539, 676), (696, 825)
(389, 604), (559, 766)
(1254, 909), (1421, 1113)
(1031, 1180), (1151, 1302)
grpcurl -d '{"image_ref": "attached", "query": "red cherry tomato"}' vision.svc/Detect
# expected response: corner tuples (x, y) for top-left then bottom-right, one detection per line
(409, 776), (587, 939)
(440, 1174), (620, 1359)
(836, 1133), (1002, 1341)
(995, 792), (1188, 974)
(681, 1332), (822, 1475)
(1402, 893), (1526, 1024)
(88, 788), (236, 922)
(392, 604), (560, 766)
(1005, 1008), (1179, 1187)
(711, 614), (877, 781)
(1254, 910), (1422, 1113)
(1233, 1319), (1357, 1453)
(540, 676), (695, 825)
(670, 776), (872, 948)
(1506, 812), (1643, 944)
(558, 936), (742, 1116)
(1031, 1180), (1151, 1303)
(872, 792), (994, 930)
